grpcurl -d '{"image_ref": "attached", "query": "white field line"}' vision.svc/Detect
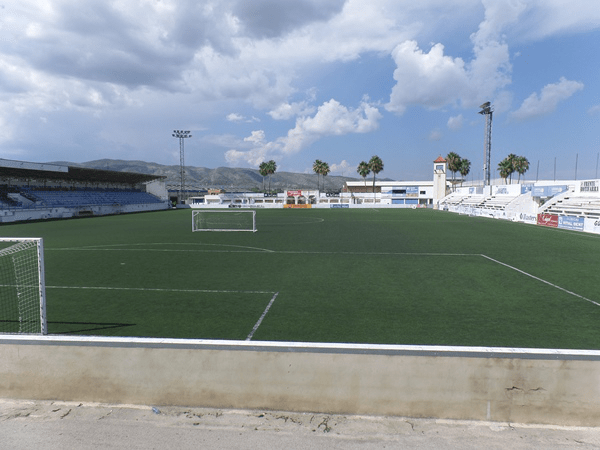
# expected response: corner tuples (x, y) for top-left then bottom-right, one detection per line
(49, 247), (478, 257)
(480, 254), (600, 307)
(44, 285), (274, 295)
(246, 292), (279, 341)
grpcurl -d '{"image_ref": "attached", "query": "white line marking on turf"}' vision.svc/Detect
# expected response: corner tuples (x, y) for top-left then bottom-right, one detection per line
(51, 242), (275, 253)
(480, 254), (600, 307)
(45, 286), (274, 295)
(246, 292), (279, 341)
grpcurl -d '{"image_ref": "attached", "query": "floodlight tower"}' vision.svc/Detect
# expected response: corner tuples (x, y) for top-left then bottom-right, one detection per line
(478, 102), (493, 186)
(172, 130), (192, 203)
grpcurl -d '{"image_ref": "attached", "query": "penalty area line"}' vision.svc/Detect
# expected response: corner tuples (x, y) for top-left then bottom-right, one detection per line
(46, 286), (274, 295)
(480, 254), (600, 307)
(246, 292), (279, 341)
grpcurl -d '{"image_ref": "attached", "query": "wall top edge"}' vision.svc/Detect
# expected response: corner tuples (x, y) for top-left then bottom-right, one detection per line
(2, 335), (600, 360)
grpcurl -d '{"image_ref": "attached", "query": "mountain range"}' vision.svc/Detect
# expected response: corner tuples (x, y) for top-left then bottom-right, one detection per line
(51, 159), (379, 191)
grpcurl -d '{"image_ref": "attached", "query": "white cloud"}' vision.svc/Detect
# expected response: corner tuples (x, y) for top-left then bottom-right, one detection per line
(386, 0), (520, 115)
(225, 98), (382, 166)
(447, 114), (464, 130)
(226, 113), (260, 123)
(268, 101), (316, 120)
(510, 77), (584, 121)
(330, 159), (351, 175)
(226, 113), (244, 122)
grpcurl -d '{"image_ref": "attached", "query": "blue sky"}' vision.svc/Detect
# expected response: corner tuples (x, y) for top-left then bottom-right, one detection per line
(1, 0), (600, 182)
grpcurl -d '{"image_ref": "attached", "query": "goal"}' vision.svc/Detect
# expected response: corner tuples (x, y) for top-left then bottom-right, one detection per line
(192, 210), (257, 232)
(0, 238), (47, 334)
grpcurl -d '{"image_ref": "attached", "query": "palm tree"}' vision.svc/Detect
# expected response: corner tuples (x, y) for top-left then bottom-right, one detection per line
(320, 161), (331, 191)
(266, 159), (277, 192)
(506, 153), (518, 184)
(446, 152), (461, 189)
(514, 156), (530, 182)
(258, 161), (269, 192)
(497, 158), (512, 184)
(313, 159), (323, 191)
(459, 158), (471, 186)
(368, 155), (384, 194)
(356, 161), (370, 191)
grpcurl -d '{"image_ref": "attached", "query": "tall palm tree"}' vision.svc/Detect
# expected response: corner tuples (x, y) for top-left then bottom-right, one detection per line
(320, 161), (331, 191)
(506, 153), (518, 184)
(356, 161), (370, 192)
(459, 158), (471, 186)
(266, 159), (277, 192)
(368, 155), (384, 195)
(514, 156), (530, 182)
(313, 159), (323, 191)
(446, 152), (461, 188)
(258, 161), (269, 192)
(497, 158), (512, 184)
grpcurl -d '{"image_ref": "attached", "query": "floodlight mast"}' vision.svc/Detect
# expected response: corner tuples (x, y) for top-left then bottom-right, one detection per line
(478, 102), (493, 186)
(172, 130), (192, 204)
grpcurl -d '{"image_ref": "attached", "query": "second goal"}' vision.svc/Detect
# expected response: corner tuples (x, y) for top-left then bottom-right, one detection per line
(192, 210), (257, 232)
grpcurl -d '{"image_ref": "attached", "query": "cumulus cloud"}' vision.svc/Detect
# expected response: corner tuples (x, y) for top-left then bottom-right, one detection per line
(330, 159), (351, 175)
(225, 98), (382, 165)
(386, 0), (522, 115)
(447, 114), (464, 130)
(510, 77), (584, 121)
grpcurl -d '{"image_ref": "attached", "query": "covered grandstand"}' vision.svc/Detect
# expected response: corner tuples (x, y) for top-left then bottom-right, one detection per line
(0, 159), (169, 223)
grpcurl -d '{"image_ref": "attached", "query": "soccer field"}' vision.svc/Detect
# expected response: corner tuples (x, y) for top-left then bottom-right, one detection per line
(2, 208), (600, 349)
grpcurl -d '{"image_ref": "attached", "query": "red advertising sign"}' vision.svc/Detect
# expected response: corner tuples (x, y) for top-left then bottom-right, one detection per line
(287, 190), (302, 197)
(537, 213), (558, 228)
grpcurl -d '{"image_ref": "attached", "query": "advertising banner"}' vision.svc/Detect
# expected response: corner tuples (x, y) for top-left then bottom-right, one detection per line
(532, 185), (568, 198)
(330, 204), (349, 208)
(537, 213), (558, 228)
(579, 180), (599, 194)
(284, 204), (311, 209)
(287, 190), (302, 197)
(558, 216), (584, 232)
(584, 218), (600, 234)
(517, 212), (537, 224)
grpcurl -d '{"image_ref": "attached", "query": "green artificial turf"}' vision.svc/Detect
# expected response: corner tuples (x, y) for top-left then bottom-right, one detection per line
(1, 208), (599, 349)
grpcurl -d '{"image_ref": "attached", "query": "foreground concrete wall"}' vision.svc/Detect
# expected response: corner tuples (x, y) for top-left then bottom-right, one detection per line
(2, 336), (600, 426)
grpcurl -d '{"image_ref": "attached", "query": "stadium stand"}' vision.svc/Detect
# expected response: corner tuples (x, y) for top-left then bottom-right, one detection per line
(0, 159), (169, 223)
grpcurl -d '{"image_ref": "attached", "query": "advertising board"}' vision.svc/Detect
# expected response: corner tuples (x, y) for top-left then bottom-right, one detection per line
(537, 213), (558, 228)
(558, 215), (584, 231)
(287, 190), (302, 197)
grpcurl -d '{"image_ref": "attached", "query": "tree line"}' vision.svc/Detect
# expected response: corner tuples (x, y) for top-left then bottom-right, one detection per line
(257, 150), (529, 193)
(258, 155), (384, 192)
(446, 152), (529, 185)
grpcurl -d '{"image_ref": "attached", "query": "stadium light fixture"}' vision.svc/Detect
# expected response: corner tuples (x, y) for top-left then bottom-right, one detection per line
(478, 102), (493, 186)
(172, 130), (192, 204)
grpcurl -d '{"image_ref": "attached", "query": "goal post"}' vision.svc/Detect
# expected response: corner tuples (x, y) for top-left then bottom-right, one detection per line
(0, 238), (47, 335)
(192, 210), (257, 233)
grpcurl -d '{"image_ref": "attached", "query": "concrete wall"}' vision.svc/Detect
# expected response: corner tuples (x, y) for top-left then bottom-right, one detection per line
(2, 335), (600, 426)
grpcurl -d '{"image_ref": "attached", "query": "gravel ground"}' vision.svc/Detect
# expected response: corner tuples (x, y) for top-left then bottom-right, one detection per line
(2, 399), (600, 449)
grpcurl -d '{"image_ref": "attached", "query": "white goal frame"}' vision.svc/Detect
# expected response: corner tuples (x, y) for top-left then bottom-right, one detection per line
(192, 210), (257, 233)
(0, 237), (47, 335)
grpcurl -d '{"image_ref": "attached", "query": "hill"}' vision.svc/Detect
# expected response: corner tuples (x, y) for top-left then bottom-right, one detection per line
(51, 159), (369, 191)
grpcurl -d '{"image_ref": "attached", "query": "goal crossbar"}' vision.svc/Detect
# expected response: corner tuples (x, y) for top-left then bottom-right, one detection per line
(192, 210), (257, 233)
(0, 237), (47, 335)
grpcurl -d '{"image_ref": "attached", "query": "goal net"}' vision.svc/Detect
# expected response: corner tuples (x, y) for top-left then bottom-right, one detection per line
(192, 210), (257, 232)
(0, 238), (47, 334)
